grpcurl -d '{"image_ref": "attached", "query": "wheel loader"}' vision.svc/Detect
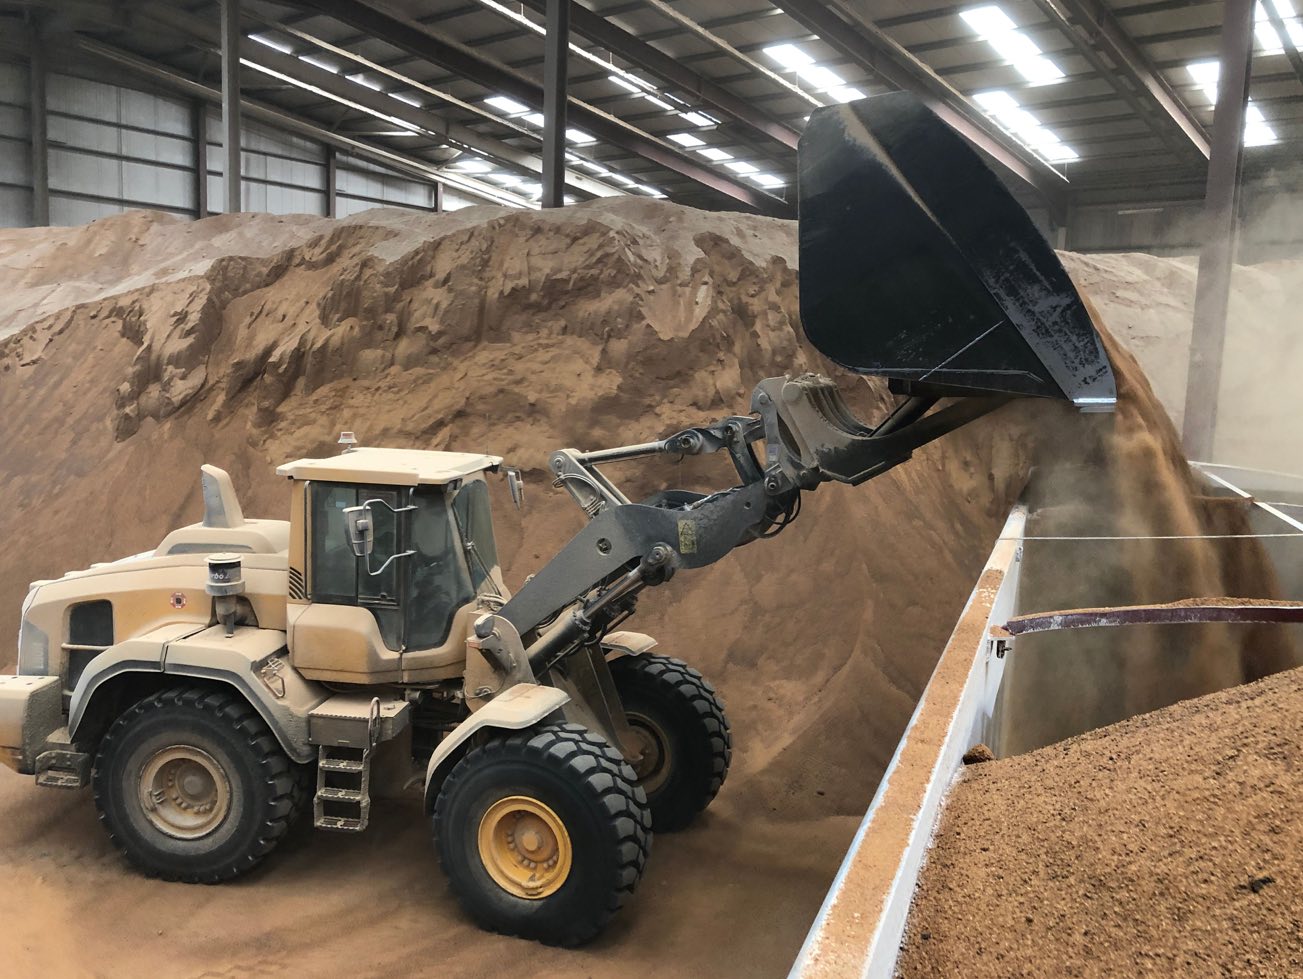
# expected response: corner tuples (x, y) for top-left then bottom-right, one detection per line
(0, 94), (1116, 946)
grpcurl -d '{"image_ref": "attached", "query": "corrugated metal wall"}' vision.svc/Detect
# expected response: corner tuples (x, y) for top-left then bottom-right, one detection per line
(47, 70), (196, 224)
(0, 54), (486, 229)
(0, 58), (32, 227)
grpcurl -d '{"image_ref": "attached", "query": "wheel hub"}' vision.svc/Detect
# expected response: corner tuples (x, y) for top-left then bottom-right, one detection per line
(477, 796), (572, 899)
(138, 745), (231, 840)
(626, 712), (672, 795)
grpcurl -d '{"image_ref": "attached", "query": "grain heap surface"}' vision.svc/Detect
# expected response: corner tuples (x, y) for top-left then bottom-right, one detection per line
(899, 666), (1303, 978)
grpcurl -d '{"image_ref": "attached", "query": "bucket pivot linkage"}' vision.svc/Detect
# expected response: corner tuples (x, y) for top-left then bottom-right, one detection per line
(492, 91), (1118, 679)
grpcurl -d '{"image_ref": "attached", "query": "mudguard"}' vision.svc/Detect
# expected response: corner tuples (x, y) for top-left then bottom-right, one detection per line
(69, 624), (327, 763)
(602, 631), (659, 658)
(423, 682), (570, 809)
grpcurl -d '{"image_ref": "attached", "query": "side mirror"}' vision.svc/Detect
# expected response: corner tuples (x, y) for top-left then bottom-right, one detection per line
(343, 498), (416, 576)
(344, 504), (373, 557)
(505, 467), (525, 510)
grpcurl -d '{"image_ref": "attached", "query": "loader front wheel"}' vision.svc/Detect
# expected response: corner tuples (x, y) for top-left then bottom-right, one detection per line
(610, 654), (731, 831)
(432, 723), (651, 946)
(92, 686), (298, 883)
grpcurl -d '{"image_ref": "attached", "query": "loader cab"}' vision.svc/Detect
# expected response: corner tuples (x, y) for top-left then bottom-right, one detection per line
(276, 447), (507, 685)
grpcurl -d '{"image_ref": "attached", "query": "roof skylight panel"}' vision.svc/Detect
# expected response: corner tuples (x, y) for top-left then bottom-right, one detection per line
(762, 44), (867, 105)
(485, 95), (529, 116)
(959, 6), (1065, 86)
(1186, 60), (1278, 146)
(972, 89), (1079, 164)
(1255, 0), (1303, 54)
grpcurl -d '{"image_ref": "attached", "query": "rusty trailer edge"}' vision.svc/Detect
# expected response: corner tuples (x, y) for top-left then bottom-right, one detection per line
(788, 505), (1027, 979)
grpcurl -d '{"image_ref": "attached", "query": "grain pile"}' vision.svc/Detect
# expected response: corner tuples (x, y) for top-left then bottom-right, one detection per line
(0, 201), (1291, 977)
(899, 665), (1303, 978)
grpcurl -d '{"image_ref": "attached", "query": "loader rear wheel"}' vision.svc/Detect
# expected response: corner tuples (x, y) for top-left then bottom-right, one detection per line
(610, 654), (731, 831)
(92, 686), (297, 883)
(432, 723), (651, 946)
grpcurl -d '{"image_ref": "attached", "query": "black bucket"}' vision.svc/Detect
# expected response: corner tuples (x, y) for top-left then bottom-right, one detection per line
(798, 92), (1116, 409)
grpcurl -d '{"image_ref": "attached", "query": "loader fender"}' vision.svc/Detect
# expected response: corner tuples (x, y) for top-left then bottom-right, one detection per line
(423, 682), (570, 811)
(70, 624), (328, 764)
(601, 631), (658, 659)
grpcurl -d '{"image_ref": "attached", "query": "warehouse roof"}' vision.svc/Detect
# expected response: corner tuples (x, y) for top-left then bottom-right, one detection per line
(7, 0), (1302, 216)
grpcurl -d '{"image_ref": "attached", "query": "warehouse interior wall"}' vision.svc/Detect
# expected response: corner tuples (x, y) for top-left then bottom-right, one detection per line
(3, 53), (1302, 263)
(0, 54), (491, 229)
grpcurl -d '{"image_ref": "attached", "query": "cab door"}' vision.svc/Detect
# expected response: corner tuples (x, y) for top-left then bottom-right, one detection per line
(290, 482), (409, 683)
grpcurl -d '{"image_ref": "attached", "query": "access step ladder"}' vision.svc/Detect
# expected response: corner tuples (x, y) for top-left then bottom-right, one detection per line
(308, 694), (411, 833)
(314, 743), (372, 832)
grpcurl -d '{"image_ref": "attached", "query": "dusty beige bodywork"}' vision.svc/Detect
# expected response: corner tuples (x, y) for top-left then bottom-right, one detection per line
(2, 448), (653, 802)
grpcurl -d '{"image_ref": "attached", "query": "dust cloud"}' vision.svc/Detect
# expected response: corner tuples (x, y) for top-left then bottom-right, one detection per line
(1061, 250), (1303, 476)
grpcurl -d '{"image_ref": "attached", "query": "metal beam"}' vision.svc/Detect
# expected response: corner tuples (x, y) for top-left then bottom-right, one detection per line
(241, 43), (618, 198)
(540, 0), (567, 208)
(220, 0), (242, 213)
(70, 35), (536, 209)
(28, 26), (49, 226)
(1182, 0), (1256, 460)
(1041, 0), (1210, 159)
(516, 0), (799, 151)
(193, 100), (208, 218)
(304, 0), (789, 215)
(769, 0), (1069, 218)
(1262, 0), (1303, 92)
(141, 3), (621, 201)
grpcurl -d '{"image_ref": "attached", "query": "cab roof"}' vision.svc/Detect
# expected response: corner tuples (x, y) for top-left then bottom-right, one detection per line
(275, 447), (502, 486)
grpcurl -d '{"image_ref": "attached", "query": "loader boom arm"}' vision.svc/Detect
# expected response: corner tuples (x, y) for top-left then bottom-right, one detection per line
(496, 91), (1119, 678)
(497, 375), (1007, 671)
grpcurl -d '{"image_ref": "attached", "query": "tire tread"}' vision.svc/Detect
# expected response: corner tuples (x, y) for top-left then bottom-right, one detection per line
(433, 722), (651, 946)
(92, 685), (297, 884)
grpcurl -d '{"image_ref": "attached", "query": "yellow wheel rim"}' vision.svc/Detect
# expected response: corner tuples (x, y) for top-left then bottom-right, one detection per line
(477, 796), (573, 900)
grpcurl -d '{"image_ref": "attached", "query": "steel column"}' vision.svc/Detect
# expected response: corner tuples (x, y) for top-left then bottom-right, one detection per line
(325, 143), (337, 218)
(29, 31), (49, 226)
(1183, 0), (1256, 460)
(220, 0), (242, 213)
(73, 35), (535, 208)
(193, 101), (208, 218)
(307, 0), (787, 215)
(541, 0), (568, 209)
(433, 180), (443, 213)
(142, 3), (621, 201)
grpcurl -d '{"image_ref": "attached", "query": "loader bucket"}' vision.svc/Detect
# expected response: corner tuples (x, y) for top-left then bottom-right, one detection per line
(798, 92), (1116, 409)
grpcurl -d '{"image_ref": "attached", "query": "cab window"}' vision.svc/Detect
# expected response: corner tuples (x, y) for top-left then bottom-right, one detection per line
(309, 483), (401, 606)
(406, 485), (474, 649)
(452, 479), (499, 591)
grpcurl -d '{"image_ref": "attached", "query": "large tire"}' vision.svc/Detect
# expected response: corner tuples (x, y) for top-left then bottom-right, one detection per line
(92, 686), (298, 883)
(432, 723), (651, 946)
(609, 654), (731, 831)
